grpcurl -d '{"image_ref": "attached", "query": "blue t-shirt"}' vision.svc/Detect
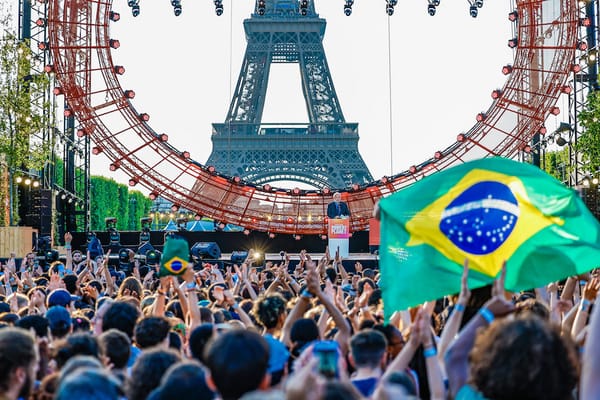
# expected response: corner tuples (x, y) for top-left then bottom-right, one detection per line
(263, 334), (290, 374)
(351, 377), (379, 397)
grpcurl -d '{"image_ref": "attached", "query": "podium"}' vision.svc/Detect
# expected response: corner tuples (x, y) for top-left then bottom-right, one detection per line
(328, 218), (350, 258)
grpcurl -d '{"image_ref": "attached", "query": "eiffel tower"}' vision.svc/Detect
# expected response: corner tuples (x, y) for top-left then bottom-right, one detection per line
(205, 0), (373, 189)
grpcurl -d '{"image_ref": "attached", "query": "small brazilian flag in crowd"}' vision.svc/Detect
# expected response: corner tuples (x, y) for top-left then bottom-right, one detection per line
(159, 235), (189, 277)
(379, 157), (600, 319)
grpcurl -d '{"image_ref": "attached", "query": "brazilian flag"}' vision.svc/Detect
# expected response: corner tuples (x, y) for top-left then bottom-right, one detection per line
(379, 157), (600, 318)
(159, 235), (189, 277)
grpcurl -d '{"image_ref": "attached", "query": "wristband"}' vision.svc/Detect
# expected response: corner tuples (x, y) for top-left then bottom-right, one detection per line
(300, 289), (314, 299)
(581, 299), (592, 312)
(185, 282), (196, 290)
(423, 347), (437, 358)
(479, 307), (495, 324)
(231, 302), (240, 310)
(454, 303), (465, 312)
(65, 244), (71, 250)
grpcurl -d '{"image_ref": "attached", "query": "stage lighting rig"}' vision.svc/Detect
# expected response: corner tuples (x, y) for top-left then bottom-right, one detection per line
(257, 0), (266, 15)
(386, 0), (396, 15)
(171, 0), (182, 16)
(128, 0), (140, 17)
(344, 0), (354, 16)
(300, 0), (308, 15)
(427, 2), (436, 16)
(469, 1), (478, 17)
(214, 0), (224, 16)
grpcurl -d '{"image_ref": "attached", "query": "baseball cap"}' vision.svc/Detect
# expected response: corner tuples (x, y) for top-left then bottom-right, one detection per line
(45, 306), (72, 331)
(47, 289), (79, 308)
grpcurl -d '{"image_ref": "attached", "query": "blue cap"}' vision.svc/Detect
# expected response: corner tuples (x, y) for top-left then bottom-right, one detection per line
(47, 289), (79, 308)
(45, 306), (72, 331)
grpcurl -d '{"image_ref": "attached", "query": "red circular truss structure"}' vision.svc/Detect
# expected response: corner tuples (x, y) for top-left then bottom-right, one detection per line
(47, 0), (578, 235)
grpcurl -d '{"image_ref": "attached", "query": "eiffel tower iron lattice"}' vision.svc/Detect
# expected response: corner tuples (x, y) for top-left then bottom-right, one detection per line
(205, 0), (373, 189)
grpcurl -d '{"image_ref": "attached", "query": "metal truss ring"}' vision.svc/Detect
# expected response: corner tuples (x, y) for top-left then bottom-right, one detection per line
(47, 0), (577, 234)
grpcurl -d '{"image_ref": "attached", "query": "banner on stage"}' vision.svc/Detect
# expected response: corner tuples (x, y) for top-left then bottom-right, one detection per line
(328, 218), (350, 239)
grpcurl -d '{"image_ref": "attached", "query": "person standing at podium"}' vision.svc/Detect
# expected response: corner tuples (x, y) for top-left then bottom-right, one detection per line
(327, 192), (351, 219)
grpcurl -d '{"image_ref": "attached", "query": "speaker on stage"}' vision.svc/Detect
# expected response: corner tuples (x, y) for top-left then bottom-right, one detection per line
(191, 242), (221, 260)
(230, 251), (248, 265)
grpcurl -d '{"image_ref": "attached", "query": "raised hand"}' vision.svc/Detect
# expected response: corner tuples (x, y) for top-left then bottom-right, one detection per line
(458, 259), (471, 305)
(583, 277), (600, 301)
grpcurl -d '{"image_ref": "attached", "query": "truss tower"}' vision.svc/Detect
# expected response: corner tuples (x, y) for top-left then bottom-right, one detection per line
(205, 0), (372, 189)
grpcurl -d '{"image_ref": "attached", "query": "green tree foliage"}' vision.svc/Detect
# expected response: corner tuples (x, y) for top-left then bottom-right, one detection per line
(0, 6), (52, 225)
(543, 148), (570, 183)
(577, 90), (600, 174)
(89, 175), (152, 231)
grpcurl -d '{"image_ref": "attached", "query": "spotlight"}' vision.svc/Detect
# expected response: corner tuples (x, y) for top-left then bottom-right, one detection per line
(127, 0), (137, 6)
(109, 39), (120, 49)
(15, 176), (22, 184)
(24, 178), (32, 185)
(556, 136), (568, 147)
(427, 4), (436, 16)
(105, 217), (117, 230)
(344, 0), (353, 16)
(386, 4), (394, 15)
(171, 0), (182, 16)
(508, 10), (518, 21)
(214, 0), (223, 16)
(508, 38), (518, 48)
(109, 11), (121, 21)
(491, 89), (502, 99)
(53, 87), (64, 95)
(258, 0), (266, 15)
(124, 90), (135, 99)
(131, 4), (140, 17)
(476, 112), (487, 122)
(109, 162), (120, 171)
(300, 0), (308, 15)
(114, 65), (126, 75)
(92, 146), (103, 155)
(474, 0), (483, 8)
(577, 41), (588, 51)
(60, 193), (67, 200)
(35, 18), (46, 27)
(469, 5), (478, 17)
(431, 0), (440, 5)
(128, 178), (138, 186)
(502, 64), (513, 75)
(139, 113), (150, 122)
(149, 191), (158, 200)
(550, 106), (560, 115)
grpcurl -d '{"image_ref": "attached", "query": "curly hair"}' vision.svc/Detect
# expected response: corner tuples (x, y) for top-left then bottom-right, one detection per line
(253, 294), (286, 329)
(469, 315), (578, 400)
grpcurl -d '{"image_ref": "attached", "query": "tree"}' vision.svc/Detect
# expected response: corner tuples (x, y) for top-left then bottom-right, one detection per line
(577, 90), (600, 175)
(89, 175), (152, 231)
(0, 5), (52, 226)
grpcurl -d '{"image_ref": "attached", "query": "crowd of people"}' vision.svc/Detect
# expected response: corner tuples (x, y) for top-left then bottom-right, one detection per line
(0, 232), (599, 400)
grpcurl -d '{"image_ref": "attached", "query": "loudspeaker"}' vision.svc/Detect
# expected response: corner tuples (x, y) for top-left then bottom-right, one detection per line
(39, 189), (52, 237)
(191, 242), (221, 260)
(230, 251), (248, 265)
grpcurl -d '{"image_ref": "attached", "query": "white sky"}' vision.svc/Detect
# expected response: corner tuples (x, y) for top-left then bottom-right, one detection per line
(88, 1), (567, 188)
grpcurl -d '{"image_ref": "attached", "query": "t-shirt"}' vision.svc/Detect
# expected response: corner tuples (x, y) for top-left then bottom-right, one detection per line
(127, 345), (141, 368)
(351, 377), (379, 397)
(263, 334), (290, 374)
